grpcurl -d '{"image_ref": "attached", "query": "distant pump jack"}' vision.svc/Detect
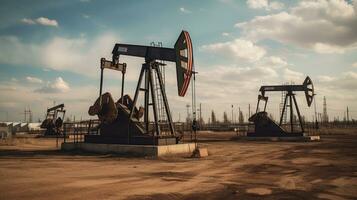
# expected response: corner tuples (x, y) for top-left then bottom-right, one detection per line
(248, 76), (314, 137)
(40, 104), (65, 136)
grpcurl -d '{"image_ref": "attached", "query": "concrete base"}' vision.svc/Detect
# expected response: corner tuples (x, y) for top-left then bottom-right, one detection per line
(192, 148), (209, 158)
(233, 135), (320, 142)
(61, 142), (196, 157)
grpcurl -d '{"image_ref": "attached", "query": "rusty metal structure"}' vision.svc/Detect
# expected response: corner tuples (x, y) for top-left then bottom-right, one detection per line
(40, 104), (65, 135)
(248, 76), (314, 137)
(87, 31), (194, 145)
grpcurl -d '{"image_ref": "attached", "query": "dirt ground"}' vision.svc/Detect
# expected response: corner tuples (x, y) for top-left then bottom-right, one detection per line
(1, 130), (357, 200)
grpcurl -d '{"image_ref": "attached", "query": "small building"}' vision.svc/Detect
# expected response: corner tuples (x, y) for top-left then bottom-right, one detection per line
(0, 123), (12, 140)
(19, 123), (29, 132)
(4, 122), (13, 133)
(11, 122), (21, 133)
(28, 123), (43, 133)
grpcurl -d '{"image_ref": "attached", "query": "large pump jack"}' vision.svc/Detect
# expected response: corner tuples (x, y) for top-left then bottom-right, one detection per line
(87, 31), (194, 145)
(248, 76), (314, 137)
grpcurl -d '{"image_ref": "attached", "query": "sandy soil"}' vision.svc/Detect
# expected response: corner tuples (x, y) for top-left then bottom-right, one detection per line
(1, 131), (357, 200)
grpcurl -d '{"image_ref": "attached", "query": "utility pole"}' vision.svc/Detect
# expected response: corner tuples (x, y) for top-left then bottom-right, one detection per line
(231, 105), (234, 124)
(322, 96), (328, 123)
(248, 104), (251, 119)
(238, 107), (241, 123)
(318, 113), (322, 123)
(199, 103), (202, 123)
(186, 104), (191, 122)
(347, 106), (349, 122)
(23, 108), (32, 123)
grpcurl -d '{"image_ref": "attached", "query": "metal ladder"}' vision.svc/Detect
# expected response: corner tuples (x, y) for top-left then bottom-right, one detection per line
(150, 42), (168, 133)
(279, 82), (288, 124)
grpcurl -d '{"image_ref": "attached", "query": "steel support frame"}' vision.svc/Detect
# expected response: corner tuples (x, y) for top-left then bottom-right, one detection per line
(256, 95), (268, 113)
(278, 91), (304, 133)
(129, 61), (175, 138)
(99, 66), (126, 106)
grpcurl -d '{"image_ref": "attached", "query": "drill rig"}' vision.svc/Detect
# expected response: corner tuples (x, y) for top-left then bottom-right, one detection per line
(248, 76), (314, 137)
(87, 31), (194, 145)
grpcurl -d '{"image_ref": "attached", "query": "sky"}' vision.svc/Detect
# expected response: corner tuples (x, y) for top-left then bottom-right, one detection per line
(0, 0), (357, 122)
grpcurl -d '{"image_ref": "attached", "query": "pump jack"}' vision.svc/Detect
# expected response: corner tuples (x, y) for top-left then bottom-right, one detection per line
(248, 76), (314, 137)
(87, 31), (194, 145)
(41, 104), (65, 136)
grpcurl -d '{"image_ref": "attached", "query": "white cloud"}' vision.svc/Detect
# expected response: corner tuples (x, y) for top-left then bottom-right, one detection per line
(0, 33), (122, 77)
(220, 66), (278, 81)
(35, 77), (69, 93)
(352, 62), (357, 68)
(258, 56), (288, 68)
(0, 36), (41, 66)
(222, 32), (230, 37)
(317, 75), (336, 82)
(21, 17), (58, 27)
(247, 0), (284, 11)
(292, 0), (355, 20)
(0, 85), (17, 91)
(26, 76), (43, 84)
(42, 37), (87, 71)
(188, 63), (285, 121)
(247, 0), (268, 9)
(36, 17), (58, 27)
(42, 33), (137, 78)
(194, 65), (344, 121)
(200, 38), (266, 62)
(269, 1), (284, 10)
(283, 68), (304, 83)
(82, 14), (90, 19)
(179, 7), (192, 13)
(316, 71), (357, 93)
(237, 0), (357, 54)
(0, 79), (98, 121)
(21, 18), (36, 25)
(312, 71), (357, 119)
(343, 71), (357, 79)
(313, 43), (345, 54)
